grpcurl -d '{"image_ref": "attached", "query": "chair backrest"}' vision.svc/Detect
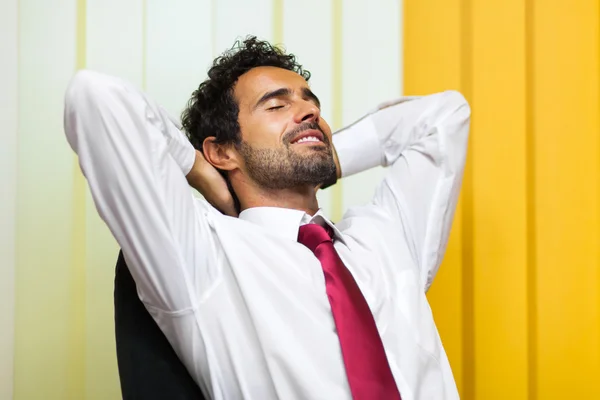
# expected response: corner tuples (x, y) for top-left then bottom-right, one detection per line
(114, 251), (206, 399)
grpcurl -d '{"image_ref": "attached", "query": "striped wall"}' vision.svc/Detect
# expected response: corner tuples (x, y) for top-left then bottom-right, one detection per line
(406, 0), (600, 399)
(2, 0), (599, 399)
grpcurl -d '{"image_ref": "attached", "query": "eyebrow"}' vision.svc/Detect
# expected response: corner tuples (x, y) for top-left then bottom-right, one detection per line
(302, 88), (321, 108)
(253, 87), (321, 110)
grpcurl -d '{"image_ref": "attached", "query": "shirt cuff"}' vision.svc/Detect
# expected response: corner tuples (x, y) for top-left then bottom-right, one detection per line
(177, 141), (196, 176)
(166, 131), (195, 176)
(332, 115), (383, 178)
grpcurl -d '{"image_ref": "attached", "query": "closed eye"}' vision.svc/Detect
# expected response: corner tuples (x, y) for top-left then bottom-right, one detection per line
(267, 105), (284, 111)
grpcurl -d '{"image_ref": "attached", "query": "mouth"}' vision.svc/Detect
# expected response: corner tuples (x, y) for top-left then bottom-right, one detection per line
(290, 129), (325, 145)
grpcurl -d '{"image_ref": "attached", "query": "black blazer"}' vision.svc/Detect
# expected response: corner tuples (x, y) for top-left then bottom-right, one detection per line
(114, 251), (207, 400)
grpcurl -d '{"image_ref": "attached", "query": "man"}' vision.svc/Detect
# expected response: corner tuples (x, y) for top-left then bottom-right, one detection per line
(65, 37), (470, 399)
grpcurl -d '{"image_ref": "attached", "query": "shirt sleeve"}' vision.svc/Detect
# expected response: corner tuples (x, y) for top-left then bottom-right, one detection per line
(332, 91), (471, 291)
(64, 70), (219, 312)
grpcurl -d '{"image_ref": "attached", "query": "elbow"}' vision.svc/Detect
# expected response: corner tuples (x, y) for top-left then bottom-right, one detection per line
(65, 70), (122, 109)
(441, 90), (471, 141)
(64, 70), (97, 152)
(65, 70), (104, 109)
(443, 90), (471, 119)
(64, 70), (115, 152)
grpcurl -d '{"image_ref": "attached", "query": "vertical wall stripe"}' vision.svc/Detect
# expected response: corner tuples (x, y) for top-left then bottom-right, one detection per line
(533, 2), (600, 398)
(16, 0), (82, 396)
(142, 0), (147, 89)
(398, 0), (403, 95)
(330, 0), (343, 221)
(272, 0), (283, 45)
(68, 0), (87, 398)
(75, 0), (86, 71)
(338, 1), (399, 212)
(471, 0), (529, 397)
(211, 0), (217, 57)
(524, 0), (537, 398)
(404, 0), (465, 395)
(459, 0), (474, 398)
(0, 0), (18, 397)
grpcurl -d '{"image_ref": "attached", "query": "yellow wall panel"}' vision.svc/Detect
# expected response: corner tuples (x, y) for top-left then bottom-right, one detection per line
(84, 200), (121, 400)
(533, 1), (600, 398)
(406, 0), (600, 399)
(471, 0), (529, 398)
(404, 0), (468, 397)
(67, 1), (88, 399)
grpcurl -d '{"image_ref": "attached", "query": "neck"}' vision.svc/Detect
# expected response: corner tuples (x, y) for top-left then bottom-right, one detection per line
(232, 175), (319, 215)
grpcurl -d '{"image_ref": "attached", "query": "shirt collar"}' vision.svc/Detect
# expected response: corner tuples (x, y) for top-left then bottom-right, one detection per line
(238, 207), (346, 244)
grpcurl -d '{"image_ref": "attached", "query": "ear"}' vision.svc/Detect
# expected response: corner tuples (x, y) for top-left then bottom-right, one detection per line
(202, 137), (240, 172)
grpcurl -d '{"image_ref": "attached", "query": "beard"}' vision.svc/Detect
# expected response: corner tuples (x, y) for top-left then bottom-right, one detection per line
(238, 122), (337, 190)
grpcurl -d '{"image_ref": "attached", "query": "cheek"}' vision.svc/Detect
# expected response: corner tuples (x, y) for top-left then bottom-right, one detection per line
(320, 120), (333, 141)
(241, 115), (287, 146)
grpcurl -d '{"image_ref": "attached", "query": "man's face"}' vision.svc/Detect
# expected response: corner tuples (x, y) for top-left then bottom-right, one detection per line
(232, 66), (336, 190)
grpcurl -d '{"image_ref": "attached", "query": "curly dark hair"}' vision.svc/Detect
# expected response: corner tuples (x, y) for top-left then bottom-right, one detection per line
(181, 36), (311, 151)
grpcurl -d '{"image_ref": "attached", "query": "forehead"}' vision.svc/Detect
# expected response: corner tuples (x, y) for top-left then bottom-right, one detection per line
(234, 66), (308, 106)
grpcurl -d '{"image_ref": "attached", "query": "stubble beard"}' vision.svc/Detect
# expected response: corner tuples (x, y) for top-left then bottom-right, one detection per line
(238, 126), (336, 191)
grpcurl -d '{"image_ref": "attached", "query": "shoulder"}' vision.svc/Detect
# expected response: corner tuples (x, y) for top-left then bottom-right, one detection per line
(337, 204), (409, 246)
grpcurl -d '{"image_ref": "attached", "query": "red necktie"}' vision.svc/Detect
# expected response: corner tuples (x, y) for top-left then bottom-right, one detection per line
(298, 223), (402, 400)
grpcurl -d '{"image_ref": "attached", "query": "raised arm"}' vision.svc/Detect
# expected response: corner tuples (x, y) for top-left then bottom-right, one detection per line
(332, 91), (470, 291)
(64, 70), (219, 311)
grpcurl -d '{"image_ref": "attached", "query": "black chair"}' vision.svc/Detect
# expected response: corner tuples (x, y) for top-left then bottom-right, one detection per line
(114, 250), (207, 399)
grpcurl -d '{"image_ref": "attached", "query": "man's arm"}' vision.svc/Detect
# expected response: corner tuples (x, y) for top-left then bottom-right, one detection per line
(64, 70), (220, 311)
(332, 91), (471, 291)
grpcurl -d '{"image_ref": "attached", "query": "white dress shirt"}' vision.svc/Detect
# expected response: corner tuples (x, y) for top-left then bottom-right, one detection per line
(64, 70), (470, 400)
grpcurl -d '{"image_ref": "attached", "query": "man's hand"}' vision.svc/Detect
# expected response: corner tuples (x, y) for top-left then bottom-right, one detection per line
(186, 150), (238, 217)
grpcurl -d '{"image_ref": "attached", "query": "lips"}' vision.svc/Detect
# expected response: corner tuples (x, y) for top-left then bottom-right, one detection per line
(290, 129), (324, 144)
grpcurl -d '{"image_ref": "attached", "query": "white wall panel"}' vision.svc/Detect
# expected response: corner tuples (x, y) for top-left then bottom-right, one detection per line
(213, 0), (274, 55)
(340, 0), (402, 213)
(14, 0), (77, 398)
(146, 0), (214, 118)
(86, 0), (144, 85)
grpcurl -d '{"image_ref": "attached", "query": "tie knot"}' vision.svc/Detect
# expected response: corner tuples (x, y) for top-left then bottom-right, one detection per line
(298, 223), (334, 253)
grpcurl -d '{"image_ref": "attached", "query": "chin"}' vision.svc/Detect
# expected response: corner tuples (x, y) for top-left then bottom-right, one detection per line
(295, 143), (330, 154)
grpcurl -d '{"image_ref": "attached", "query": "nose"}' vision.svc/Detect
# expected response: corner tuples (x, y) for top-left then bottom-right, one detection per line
(293, 100), (320, 124)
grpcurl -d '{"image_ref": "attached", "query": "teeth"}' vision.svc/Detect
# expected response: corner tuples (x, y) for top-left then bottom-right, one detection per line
(295, 136), (320, 143)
